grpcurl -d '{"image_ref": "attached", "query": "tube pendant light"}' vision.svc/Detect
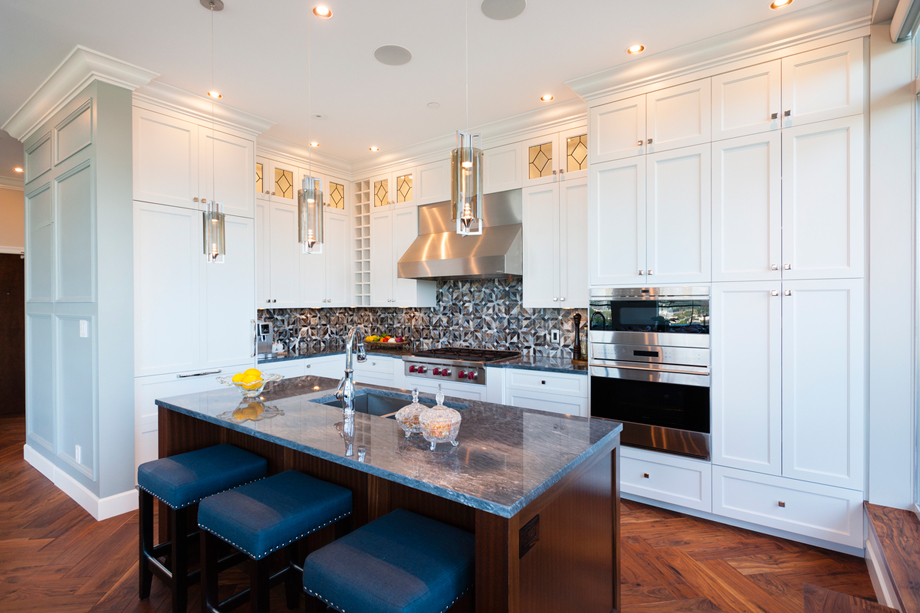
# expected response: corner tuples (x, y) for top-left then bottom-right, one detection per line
(203, 0), (226, 263)
(451, 0), (484, 237)
(300, 5), (324, 254)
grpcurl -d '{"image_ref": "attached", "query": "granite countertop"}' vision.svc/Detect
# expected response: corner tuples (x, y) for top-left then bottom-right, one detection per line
(259, 350), (587, 375)
(155, 376), (620, 518)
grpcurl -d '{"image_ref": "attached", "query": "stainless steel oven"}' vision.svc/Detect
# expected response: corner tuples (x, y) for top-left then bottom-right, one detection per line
(589, 287), (711, 460)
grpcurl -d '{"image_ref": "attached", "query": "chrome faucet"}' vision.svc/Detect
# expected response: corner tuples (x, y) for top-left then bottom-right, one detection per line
(335, 326), (367, 416)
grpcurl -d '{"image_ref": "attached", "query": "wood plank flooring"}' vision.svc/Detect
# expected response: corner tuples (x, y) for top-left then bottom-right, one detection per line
(0, 414), (878, 612)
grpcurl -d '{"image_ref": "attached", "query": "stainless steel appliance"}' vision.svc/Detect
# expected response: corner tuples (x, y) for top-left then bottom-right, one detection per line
(588, 287), (711, 459)
(255, 320), (273, 357)
(403, 347), (521, 386)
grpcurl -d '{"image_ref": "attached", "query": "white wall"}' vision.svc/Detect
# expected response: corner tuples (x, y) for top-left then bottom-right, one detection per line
(0, 187), (24, 251)
(868, 24), (916, 509)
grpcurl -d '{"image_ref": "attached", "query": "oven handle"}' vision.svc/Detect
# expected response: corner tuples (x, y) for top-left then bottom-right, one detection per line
(590, 364), (710, 387)
(592, 363), (709, 377)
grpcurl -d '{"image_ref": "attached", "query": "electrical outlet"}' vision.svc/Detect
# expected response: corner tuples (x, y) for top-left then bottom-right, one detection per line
(75, 445), (82, 464)
(551, 330), (560, 345)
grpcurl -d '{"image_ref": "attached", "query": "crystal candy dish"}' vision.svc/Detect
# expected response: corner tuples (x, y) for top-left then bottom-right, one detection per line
(419, 385), (462, 451)
(216, 373), (283, 398)
(395, 389), (427, 438)
(217, 400), (285, 423)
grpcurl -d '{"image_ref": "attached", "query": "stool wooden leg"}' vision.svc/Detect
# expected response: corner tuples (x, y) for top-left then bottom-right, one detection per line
(248, 558), (270, 613)
(170, 507), (190, 613)
(284, 544), (300, 610)
(201, 531), (220, 613)
(138, 490), (154, 600)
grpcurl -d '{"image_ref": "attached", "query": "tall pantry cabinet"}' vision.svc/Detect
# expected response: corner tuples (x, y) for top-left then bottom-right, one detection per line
(587, 37), (867, 549)
(132, 105), (257, 470)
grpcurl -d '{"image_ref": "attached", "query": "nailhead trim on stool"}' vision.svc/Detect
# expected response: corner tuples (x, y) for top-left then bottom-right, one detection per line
(305, 587), (471, 613)
(199, 510), (352, 560)
(135, 476), (263, 509)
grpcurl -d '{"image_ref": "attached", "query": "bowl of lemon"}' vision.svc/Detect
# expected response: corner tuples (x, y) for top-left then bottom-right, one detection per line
(217, 368), (283, 398)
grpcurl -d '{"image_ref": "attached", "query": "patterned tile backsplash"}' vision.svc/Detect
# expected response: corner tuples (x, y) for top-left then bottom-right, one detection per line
(260, 278), (587, 358)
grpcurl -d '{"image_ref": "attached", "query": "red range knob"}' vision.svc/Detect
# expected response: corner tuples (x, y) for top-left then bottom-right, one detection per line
(458, 371), (467, 379)
(409, 365), (418, 373)
(468, 372), (478, 380)
(433, 368), (441, 375)
(419, 367), (427, 374)
(441, 369), (451, 377)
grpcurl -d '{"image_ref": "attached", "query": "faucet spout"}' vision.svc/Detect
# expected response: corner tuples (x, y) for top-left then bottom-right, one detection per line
(339, 326), (367, 417)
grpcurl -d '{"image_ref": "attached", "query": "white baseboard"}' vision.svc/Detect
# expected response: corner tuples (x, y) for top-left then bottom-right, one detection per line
(23, 444), (138, 521)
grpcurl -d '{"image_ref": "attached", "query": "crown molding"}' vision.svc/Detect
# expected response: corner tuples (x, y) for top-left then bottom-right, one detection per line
(0, 176), (24, 191)
(566, 0), (872, 102)
(871, 0), (899, 23)
(256, 134), (352, 176)
(133, 81), (275, 138)
(2, 46), (159, 142)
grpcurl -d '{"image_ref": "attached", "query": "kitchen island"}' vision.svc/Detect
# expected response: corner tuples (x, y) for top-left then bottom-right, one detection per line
(156, 376), (621, 613)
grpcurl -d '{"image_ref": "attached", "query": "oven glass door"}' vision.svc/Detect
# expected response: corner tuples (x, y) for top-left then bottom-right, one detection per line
(589, 298), (709, 334)
(590, 375), (710, 434)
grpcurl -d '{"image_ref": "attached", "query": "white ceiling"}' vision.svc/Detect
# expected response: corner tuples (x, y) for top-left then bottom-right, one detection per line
(0, 0), (833, 164)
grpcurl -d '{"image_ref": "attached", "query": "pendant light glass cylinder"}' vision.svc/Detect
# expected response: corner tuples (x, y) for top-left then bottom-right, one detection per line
(451, 130), (483, 236)
(300, 175), (324, 254)
(203, 201), (226, 264)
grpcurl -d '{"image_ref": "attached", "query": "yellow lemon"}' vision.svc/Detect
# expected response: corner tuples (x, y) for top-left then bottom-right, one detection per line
(243, 368), (262, 378)
(240, 373), (263, 390)
(231, 373), (244, 383)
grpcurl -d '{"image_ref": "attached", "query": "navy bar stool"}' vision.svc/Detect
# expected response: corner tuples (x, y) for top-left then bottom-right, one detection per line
(137, 444), (268, 613)
(198, 470), (353, 613)
(303, 509), (475, 613)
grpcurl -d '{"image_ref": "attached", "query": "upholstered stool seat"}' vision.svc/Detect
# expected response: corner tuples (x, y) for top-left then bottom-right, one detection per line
(303, 509), (475, 613)
(198, 470), (353, 612)
(137, 444), (268, 613)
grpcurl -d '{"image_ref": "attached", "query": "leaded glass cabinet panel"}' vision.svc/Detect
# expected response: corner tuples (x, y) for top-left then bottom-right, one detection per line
(374, 178), (389, 207)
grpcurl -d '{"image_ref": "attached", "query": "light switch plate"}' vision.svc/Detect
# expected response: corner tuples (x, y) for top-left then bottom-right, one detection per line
(75, 445), (82, 464)
(79, 320), (88, 338)
(551, 330), (560, 344)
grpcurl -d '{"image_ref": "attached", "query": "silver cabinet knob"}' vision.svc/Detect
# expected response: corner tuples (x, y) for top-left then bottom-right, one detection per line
(643, 473), (650, 479)
(306, 364), (311, 368)
(193, 197), (200, 202)
(771, 113), (779, 120)
(784, 264), (791, 270)
(771, 290), (779, 296)
(201, 198), (209, 205)
(639, 270), (644, 275)
(784, 290), (791, 296)
(637, 140), (643, 147)
(771, 264), (779, 271)
(778, 501), (786, 508)
(784, 110), (791, 117)
(266, 299), (271, 303)
(647, 138), (653, 145)
(648, 270), (654, 275)
(553, 297), (558, 301)
(560, 297), (566, 301)
(272, 299), (277, 303)
(272, 191), (276, 196)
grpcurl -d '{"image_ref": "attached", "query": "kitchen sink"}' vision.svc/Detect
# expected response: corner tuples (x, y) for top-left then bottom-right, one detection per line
(316, 390), (466, 418)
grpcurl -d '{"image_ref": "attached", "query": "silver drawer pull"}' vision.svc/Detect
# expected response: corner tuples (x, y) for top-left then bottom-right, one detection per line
(643, 473), (650, 479)
(177, 369), (221, 379)
(771, 112), (779, 120)
(778, 501), (786, 508)
(771, 290), (779, 296)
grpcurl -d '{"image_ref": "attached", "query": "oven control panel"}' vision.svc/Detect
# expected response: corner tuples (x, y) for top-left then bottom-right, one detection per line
(403, 360), (486, 385)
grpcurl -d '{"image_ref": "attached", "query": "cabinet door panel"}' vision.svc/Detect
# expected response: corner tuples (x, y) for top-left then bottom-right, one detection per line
(712, 133), (781, 282)
(200, 130), (255, 218)
(201, 215), (255, 368)
(712, 61), (781, 140)
(781, 116), (864, 280)
(781, 38), (864, 128)
(133, 201), (200, 376)
(268, 160), (298, 206)
(299, 241), (326, 307)
(522, 134), (558, 187)
(646, 145), (711, 285)
(394, 207), (435, 307)
(589, 95), (646, 163)
(369, 210), (394, 306)
(133, 109), (198, 209)
(560, 178), (588, 308)
(324, 213), (349, 307)
(712, 282), (782, 475)
(523, 184), (560, 308)
(268, 204), (300, 308)
(483, 142), (523, 194)
(782, 279), (865, 490)
(647, 79), (711, 153)
(416, 159), (451, 205)
(255, 201), (271, 306)
(588, 157), (646, 286)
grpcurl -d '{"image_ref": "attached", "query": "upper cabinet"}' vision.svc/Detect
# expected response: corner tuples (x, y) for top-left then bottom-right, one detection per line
(416, 159), (451, 205)
(134, 108), (255, 217)
(256, 157), (298, 207)
(589, 95), (646, 164)
(299, 209), (349, 307)
(367, 206), (436, 307)
(370, 168), (416, 209)
(522, 127), (589, 187)
(712, 61), (782, 141)
(646, 79), (712, 153)
(483, 142), (523, 194)
(781, 38), (864, 128)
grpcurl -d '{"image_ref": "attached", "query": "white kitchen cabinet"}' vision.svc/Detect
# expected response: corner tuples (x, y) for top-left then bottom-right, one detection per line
(782, 279), (865, 491)
(781, 115), (865, 280)
(712, 132), (782, 282)
(394, 208), (437, 307)
(266, 203), (300, 308)
(589, 95), (646, 164)
(416, 159), (451, 205)
(200, 129), (255, 218)
(522, 128), (589, 187)
(712, 466), (864, 548)
(621, 446), (712, 513)
(646, 144), (711, 285)
(504, 369), (588, 417)
(711, 61), (782, 141)
(368, 207), (436, 308)
(781, 38), (864, 128)
(299, 210), (349, 307)
(257, 156), (299, 207)
(588, 156), (647, 286)
(522, 178), (588, 308)
(711, 282), (783, 476)
(369, 169), (416, 209)
(482, 142), (523, 194)
(369, 209), (395, 306)
(646, 79), (711, 153)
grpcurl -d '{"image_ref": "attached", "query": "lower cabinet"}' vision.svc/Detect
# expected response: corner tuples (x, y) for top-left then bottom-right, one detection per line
(621, 447), (712, 513)
(354, 356), (397, 387)
(712, 466), (864, 548)
(504, 369), (588, 417)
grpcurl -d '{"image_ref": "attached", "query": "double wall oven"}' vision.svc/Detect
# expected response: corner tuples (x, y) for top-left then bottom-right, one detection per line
(589, 287), (711, 460)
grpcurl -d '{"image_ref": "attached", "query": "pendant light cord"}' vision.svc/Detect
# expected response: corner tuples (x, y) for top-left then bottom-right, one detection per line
(307, 8), (312, 181)
(210, 2), (215, 207)
(465, 0), (469, 132)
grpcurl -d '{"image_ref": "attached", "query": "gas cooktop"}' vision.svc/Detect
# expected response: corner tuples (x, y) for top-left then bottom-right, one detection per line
(411, 347), (521, 362)
(403, 347), (521, 385)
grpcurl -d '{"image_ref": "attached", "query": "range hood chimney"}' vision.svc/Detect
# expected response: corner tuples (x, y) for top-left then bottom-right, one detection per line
(397, 189), (523, 280)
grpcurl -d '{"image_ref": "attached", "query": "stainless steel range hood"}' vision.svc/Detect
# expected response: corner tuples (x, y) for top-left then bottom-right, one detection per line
(398, 189), (522, 280)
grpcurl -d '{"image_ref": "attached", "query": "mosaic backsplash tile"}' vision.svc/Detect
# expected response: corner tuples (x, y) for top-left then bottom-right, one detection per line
(260, 278), (587, 359)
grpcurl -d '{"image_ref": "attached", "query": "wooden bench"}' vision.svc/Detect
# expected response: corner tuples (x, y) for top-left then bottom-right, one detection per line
(864, 502), (920, 612)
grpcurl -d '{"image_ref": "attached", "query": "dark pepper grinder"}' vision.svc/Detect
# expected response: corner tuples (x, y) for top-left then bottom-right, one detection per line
(573, 312), (582, 360)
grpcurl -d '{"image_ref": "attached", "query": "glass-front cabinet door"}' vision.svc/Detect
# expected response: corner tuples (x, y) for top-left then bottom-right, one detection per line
(326, 179), (346, 212)
(522, 129), (588, 186)
(256, 157), (298, 207)
(561, 127), (589, 181)
(393, 168), (414, 208)
(372, 173), (391, 208)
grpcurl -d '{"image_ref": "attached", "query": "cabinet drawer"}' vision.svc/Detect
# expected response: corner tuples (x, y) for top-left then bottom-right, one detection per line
(506, 390), (587, 417)
(506, 369), (587, 397)
(621, 447), (712, 512)
(354, 357), (395, 376)
(712, 466), (864, 548)
(263, 361), (307, 380)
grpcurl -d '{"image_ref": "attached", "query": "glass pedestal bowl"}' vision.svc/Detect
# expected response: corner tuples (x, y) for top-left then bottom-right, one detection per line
(395, 389), (427, 438)
(217, 373), (283, 398)
(419, 386), (462, 451)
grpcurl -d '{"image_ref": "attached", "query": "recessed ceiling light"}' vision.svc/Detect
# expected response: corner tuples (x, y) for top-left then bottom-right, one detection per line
(540, 94), (554, 102)
(374, 45), (413, 66)
(770, 0), (792, 8)
(313, 5), (332, 18)
(427, 102), (441, 110)
(14, 167), (23, 173)
(627, 45), (645, 55)
(481, 0), (526, 20)
(310, 142), (319, 147)
(369, 146), (379, 152)
(207, 91), (222, 99)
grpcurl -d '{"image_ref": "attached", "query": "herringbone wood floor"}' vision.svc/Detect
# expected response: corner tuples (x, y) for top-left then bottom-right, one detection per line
(0, 413), (877, 612)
